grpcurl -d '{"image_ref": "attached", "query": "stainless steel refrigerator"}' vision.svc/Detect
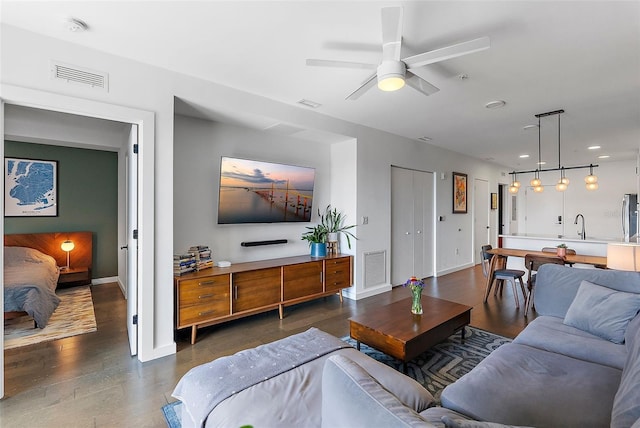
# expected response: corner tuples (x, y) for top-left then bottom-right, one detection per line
(622, 194), (638, 242)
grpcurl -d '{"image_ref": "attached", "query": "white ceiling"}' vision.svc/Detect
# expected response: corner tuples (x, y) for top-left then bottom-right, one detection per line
(2, 1), (639, 170)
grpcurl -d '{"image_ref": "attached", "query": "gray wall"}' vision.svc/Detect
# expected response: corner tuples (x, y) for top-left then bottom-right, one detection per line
(4, 141), (118, 278)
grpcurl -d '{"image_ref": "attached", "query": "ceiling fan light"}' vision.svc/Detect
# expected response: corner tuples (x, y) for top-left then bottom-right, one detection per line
(378, 76), (405, 91)
(377, 61), (406, 92)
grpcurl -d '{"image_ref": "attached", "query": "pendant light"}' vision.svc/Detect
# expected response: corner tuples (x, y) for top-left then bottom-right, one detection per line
(511, 109), (598, 193)
(554, 114), (569, 192)
(509, 172), (521, 193)
(585, 164), (598, 190)
(530, 115), (543, 190)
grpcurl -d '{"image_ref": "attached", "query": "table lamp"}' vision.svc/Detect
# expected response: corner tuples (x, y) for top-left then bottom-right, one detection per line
(606, 243), (640, 272)
(61, 240), (75, 271)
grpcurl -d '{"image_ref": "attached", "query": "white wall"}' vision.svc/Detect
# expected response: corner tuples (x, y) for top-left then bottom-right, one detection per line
(173, 115), (332, 261)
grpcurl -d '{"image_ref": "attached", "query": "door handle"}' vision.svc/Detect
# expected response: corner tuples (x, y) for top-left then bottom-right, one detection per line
(120, 245), (128, 250)
(486, 226), (490, 229)
(405, 232), (410, 235)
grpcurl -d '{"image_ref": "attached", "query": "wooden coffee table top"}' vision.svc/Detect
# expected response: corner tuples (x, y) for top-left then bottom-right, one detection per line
(349, 295), (472, 362)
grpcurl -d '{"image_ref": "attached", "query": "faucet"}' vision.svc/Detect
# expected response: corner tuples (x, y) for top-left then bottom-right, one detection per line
(574, 214), (586, 240)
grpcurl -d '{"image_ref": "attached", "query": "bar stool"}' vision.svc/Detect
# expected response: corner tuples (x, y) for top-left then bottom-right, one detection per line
(481, 245), (527, 309)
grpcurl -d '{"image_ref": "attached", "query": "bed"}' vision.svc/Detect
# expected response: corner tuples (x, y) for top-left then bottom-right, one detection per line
(4, 231), (93, 328)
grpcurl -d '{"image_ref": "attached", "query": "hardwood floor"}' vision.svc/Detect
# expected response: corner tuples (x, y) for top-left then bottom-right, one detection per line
(1, 264), (535, 427)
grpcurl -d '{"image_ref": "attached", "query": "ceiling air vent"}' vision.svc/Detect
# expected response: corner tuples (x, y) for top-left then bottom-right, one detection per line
(51, 61), (109, 91)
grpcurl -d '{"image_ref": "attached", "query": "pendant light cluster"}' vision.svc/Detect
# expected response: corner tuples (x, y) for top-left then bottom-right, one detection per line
(509, 109), (598, 194)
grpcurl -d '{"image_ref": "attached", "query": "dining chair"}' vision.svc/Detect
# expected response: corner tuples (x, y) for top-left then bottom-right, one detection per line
(523, 253), (566, 317)
(481, 245), (527, 309)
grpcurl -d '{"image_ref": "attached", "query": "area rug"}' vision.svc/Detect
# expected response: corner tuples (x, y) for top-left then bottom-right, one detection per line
(4, 286), (97, 350)
(161, 326), (511, 428)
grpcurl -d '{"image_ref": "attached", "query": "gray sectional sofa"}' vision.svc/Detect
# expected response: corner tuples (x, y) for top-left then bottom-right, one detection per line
(172, 264), (640, 428)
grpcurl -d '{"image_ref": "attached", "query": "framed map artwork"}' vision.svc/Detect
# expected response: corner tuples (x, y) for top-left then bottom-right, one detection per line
(5, 157), (58, 217)
(452, 171), (467, 214)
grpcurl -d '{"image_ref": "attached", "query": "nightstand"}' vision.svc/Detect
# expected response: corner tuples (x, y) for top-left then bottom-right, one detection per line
(58, 266), (91, 287)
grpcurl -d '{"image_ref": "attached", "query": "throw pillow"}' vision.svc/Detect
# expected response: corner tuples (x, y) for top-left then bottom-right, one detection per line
(441, 415), (533, 428)
(564, 280), (640, 344)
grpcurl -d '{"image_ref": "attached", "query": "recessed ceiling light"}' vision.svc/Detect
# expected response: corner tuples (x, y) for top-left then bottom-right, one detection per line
(418, 136), (432, 142)
(523, 124), (539, 131)
(537, 161), (547, 165)
(588, 145), (601, 150)
(485, 100), (506, 109)
(297, 99), (321, 108)
(457, 74), (469, 80)
(66, 18), (88, 32)
(598, 155), (610, 159)
(519, 154), (530, 158)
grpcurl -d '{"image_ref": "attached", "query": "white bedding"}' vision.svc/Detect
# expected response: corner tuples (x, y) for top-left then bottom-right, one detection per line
(4, 246), (61, 328)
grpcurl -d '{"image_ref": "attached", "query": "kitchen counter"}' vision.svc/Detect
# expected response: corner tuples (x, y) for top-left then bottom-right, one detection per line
(498, 234), (626, 269)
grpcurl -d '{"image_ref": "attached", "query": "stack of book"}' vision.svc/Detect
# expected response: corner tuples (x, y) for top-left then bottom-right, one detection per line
(173, 253), (196, 275)
(189, 245), (214, 271)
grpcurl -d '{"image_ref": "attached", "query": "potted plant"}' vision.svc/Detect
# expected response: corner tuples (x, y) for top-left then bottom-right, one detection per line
(319, 205), (357, 248)
(301, 223), (328, 257)
(556, 243), (568, 257)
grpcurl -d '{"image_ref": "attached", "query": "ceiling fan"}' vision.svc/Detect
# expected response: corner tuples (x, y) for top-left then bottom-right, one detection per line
(306, 7), (490, 100)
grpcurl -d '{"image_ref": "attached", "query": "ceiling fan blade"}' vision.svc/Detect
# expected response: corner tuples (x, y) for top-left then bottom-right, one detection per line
(381, 7), (403, 61)
(346, 73), (377, 100)
(306, 59), (377, 70)
(404, 36), (490, 69)
(405, 73), (440, 96)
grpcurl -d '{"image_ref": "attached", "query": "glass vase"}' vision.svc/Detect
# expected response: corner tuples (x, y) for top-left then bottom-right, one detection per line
(411, 287), (423, 315)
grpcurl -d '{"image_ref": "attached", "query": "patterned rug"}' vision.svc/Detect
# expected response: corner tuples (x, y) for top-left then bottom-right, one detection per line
(161, 326), (511, 428)
(4, 286), (97, 350)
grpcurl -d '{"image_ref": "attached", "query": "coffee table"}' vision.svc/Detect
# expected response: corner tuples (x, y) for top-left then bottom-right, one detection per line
(349, 295), (472, 372)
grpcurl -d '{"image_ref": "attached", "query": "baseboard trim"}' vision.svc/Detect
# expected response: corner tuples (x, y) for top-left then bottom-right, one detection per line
(436, 262), (475, 277)
(91, 276), (119, 285)
(342, 283), (392, 301)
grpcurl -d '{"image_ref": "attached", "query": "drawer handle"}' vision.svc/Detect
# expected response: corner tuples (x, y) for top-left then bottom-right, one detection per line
(199, 280), (215, 286)
(198, 310), (215, 316)
(333, 270), (342, 274)
(198, 294), (213, 299)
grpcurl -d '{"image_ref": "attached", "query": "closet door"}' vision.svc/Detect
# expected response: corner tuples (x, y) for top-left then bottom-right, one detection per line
(391, 166), (434, 286)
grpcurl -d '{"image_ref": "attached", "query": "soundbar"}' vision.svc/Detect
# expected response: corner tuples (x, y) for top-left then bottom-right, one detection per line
(241, 239), (288, 247)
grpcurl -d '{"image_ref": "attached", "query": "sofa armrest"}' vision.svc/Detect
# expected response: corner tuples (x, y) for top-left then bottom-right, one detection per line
(321, 355), (435, 428)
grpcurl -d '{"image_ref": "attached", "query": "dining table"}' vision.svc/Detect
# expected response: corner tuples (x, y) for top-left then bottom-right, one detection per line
(484, 247), (608, 302)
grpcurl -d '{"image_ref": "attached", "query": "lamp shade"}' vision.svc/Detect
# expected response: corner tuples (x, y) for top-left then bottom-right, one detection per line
(607, 243), (640, 271)
(61, 240), (75, 252)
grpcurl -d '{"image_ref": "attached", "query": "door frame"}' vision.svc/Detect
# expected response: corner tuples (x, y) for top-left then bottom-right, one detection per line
(0, 84), (157, 398)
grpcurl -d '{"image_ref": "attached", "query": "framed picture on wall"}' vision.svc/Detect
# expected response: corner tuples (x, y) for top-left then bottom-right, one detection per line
(452, 171), (467, 214)
(5, 157), (58, 217)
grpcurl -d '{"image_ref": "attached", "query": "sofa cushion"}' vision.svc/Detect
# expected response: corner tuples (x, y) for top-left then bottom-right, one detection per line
(440, 416), (533, 428)
(440, 342), (622, 427)
(564, 280), (640, 344)
(321, 355), (435, 428)
(534, 264), (640, 318)
(611, 314), (640, 428)
(514, 316), (627, 369)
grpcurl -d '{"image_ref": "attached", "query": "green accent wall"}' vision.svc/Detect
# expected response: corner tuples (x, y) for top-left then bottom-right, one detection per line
(4, 141), (118, 278)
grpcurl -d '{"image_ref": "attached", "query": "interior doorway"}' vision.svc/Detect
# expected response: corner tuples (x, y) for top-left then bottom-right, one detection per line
(473, 178), (489, 264)
(0, 86), (156, 398)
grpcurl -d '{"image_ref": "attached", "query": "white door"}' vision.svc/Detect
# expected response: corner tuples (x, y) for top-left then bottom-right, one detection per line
(391, 166), (434, 285)
(474, 178), (490, 263)
(391, 167), (414, 285)
(125, 124), (138, 356)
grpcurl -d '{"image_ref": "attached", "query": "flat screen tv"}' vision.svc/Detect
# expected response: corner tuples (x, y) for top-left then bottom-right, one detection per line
(217, 156), (315, 224)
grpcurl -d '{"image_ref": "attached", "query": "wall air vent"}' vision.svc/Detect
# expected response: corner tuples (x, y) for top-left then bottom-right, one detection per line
(364, 250), (386, 288)
(51, 61), (109, 91)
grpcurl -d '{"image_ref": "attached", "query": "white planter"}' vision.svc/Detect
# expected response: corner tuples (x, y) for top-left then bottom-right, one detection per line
(327, 232), (338, 242)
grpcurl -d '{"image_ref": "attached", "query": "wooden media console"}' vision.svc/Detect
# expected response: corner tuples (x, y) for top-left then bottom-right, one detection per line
(174, 254), (353, 344)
